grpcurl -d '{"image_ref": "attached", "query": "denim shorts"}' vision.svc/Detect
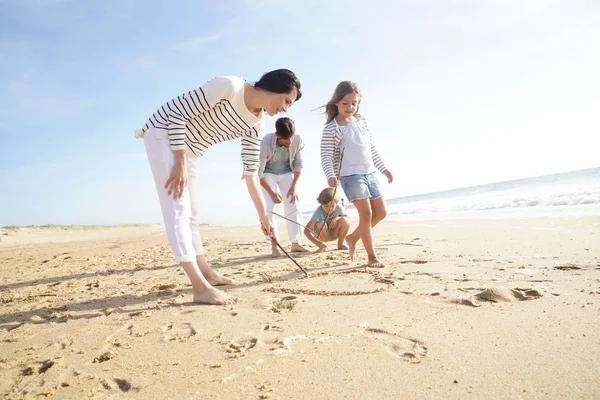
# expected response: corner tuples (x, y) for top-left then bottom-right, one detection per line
(340, 172), (383, 202)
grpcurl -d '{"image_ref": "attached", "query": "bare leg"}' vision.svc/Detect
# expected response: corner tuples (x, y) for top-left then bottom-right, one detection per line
(336, 217), (350, 250)
(365, 197), (386, 267)
(348, 198), (383, 267)
(347, 197), (388, 241)
(271, 239), (282, 257)
(370, 197), (387, 227)
(313, 222), (327, 253)
(196, 255), (237, 286)
(180, 261), (237, 305)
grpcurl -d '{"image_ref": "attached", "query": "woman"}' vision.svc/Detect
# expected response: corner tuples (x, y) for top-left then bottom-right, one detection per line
(137, 69), (302, 305)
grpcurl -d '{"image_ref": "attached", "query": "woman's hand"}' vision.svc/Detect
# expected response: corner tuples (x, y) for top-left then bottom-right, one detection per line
(246, 175), (275, 237)
(383, 170), (393, 184)
(164, 151), (187, 199)
(260, 215), (275, 237)
(327, 177), (338, 188)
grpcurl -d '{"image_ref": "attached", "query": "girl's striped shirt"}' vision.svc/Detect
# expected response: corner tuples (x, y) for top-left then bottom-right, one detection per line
(140, 76), (265, 175)
(320, 114), (387, 179)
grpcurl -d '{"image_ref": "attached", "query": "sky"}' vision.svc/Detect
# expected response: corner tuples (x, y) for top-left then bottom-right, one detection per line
(0, 0), (598, 226)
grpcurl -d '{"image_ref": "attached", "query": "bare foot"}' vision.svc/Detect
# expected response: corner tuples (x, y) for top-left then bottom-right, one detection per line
(290, 243), (310, 253)
(345, 234), (358, 261)
(337, 244), (349, 250)
(193, 287), (238, 305)
(367, 258), (385, 268)
(271, 245), (282, 257)
(207, 274), (237, 286)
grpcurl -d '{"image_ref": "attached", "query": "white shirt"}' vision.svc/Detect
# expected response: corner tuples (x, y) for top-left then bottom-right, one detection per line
(337, 119), (375, 176)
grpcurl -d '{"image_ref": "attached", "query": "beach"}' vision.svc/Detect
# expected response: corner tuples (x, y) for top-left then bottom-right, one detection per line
(1, 217), (599, 399)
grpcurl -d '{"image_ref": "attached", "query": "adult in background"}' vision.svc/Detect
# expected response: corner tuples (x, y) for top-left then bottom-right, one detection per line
(258, 117), (309, 256)
(136, 69), (302, 305)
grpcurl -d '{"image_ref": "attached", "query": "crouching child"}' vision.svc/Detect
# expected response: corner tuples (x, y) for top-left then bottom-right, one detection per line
(304, 188), (350, 252)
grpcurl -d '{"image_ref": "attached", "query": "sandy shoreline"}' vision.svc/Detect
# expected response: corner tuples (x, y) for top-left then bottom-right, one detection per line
(1, 217), (599, 399)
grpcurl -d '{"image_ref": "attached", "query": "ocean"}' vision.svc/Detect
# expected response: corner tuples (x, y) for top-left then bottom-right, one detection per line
(303, 167), (600, 221)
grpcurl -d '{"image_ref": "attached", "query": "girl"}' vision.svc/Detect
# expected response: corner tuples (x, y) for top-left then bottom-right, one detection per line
(320, 81), (393, 268)
(137, 69), (302, 305)
(304, 188), (350, 252)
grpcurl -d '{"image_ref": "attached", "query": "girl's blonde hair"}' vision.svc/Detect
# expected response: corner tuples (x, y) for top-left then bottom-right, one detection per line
(324, 81), (362, 123)
(317, 188), (339, 205)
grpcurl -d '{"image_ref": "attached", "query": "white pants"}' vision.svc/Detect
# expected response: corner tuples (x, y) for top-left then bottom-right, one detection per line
(144, 127), (204, 262)
(262, 172), (303, 243)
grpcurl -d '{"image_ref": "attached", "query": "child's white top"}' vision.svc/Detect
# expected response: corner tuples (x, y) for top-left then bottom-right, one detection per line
(337, 119), (376, 176)
(320, 114), (387, 180)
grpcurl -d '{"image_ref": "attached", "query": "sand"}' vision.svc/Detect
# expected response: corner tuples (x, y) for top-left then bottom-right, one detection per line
(1, 217), (599, 399)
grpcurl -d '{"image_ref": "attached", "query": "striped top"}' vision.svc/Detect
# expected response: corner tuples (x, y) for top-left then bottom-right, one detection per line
(140, 76), (265, 175)
(320, 114), (387, 179)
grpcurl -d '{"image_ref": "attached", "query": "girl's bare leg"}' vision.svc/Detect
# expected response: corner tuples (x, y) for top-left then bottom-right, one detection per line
(346, 198), (384, 267)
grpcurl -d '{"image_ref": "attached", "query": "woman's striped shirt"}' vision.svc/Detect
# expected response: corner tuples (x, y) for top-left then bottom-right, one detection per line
(320, 114), (387, 179)
(140, 76), (265, 175)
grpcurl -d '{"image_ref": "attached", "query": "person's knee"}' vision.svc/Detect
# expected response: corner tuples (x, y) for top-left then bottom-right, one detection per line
(375, 207), (387, 220)
(358, 207), (373, 221)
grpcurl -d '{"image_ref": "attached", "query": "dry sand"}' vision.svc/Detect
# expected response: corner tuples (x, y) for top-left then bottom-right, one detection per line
(1, 217), (599, 399)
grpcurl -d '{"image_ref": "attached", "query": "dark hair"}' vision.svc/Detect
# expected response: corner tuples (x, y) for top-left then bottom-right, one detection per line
(255, 69), (302, 101)
(275, 117), (295, 138)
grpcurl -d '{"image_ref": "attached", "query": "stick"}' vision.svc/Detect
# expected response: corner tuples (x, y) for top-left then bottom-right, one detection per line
(269, 211), (323, 243)
(316, 148), (345, 239)
(271, 237), (309, 277)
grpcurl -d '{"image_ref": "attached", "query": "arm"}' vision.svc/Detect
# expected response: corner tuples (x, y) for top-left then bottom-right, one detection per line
(287, 171), (301, 203)
(287, 135), (303, 202)
(304, 219), (327, 249)
(371, 140), (393, 183)
(165, 76), (235, 151)
(258, 134), (282, 203)
(257, 134), (271, 180)
(260, 177), (282, 204)
(320, 126), (338, 187)
(242, 128), (274, 236)
(245, 174), (274, 236)
(163, 77), (236, 197)
(291, 134), (304, 172)
(362, 117), (393, 183)
(164, 150), (187, 199)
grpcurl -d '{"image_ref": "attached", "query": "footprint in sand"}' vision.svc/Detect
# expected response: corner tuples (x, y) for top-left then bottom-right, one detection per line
(362, 327), (427, 363)
(270, 296), (298, 313)
(554, 264), (582, 271)
(101, 378), (136, 393)
(225, 336), (260, 359)
(475, 287), (542, 302)
(162, 322), (199, 342)
(451, 287), (542, 306)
